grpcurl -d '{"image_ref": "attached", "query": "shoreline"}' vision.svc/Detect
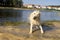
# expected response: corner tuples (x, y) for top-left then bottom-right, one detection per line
(0, 7), (40, 10)
(0, 7), (60, 11)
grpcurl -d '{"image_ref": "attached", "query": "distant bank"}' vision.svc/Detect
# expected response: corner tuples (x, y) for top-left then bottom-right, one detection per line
(0, 7), (60, 11)
(0, 7), (40, 10)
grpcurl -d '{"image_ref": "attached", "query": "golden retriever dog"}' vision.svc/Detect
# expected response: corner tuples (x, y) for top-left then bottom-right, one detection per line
(29, 10), (44, 34)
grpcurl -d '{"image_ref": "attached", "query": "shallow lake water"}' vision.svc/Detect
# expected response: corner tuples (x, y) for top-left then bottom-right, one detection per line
(0, 9), (60, 23)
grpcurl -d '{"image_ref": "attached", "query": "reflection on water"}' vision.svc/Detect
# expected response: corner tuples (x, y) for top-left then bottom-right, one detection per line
(0, 9), (60, 23)
(0, 9), (23, 22)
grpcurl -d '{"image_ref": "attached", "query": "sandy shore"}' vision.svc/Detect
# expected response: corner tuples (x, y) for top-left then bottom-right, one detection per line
(0, 21), (60, 40)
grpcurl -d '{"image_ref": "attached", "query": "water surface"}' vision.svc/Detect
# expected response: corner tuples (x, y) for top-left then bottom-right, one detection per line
(0, 9), (60, 23)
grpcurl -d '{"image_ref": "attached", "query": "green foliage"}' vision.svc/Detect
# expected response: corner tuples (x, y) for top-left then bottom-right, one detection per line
(0, 0), (23, 7)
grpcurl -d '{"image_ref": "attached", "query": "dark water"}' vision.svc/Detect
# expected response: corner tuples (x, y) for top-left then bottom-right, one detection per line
(0, 9), (60, 23)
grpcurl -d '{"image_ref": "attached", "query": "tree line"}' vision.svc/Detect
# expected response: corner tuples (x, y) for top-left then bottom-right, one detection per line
(0, 0), (23, 7)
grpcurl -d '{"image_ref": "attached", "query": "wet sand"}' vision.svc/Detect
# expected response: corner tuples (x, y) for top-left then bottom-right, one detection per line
(0, 22), (60, 40)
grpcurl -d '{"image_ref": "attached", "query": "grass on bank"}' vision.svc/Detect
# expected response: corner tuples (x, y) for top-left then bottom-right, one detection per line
(0, 21), (27, 26)
(0, 20), (60, 26)
(41, 20), (60, 27)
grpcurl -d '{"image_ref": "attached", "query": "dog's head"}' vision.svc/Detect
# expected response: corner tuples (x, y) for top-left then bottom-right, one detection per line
(32, 10), (40, 17)
(31, 10), (40, 20)
(30, 10), (40, 20)
(29, 10), (40, 20)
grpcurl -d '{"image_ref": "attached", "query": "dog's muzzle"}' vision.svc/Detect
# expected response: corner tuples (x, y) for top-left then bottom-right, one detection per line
(33, 16), (38, 20)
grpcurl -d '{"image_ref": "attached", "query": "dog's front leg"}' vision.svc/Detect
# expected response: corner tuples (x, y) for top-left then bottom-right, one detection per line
(39, 25), (44, 34)
(29, 23), (33, 34)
